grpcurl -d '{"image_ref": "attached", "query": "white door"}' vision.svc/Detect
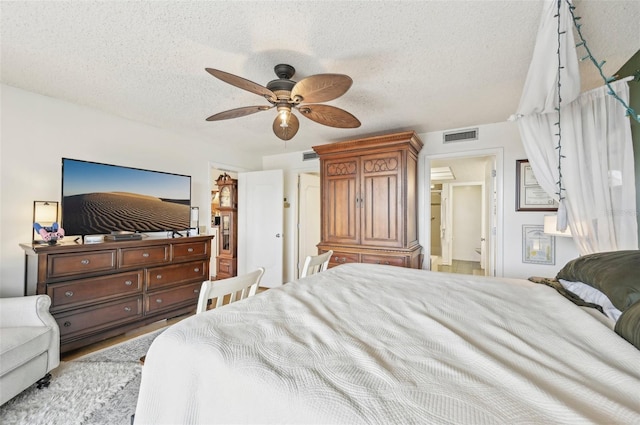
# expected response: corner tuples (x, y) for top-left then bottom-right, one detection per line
(238, 169), (283, 288)
(297, 173), (320, 278)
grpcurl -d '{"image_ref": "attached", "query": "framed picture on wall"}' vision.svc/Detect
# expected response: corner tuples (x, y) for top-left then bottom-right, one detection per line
(522, 224), (555, 265)
(516, 159), (559, 211)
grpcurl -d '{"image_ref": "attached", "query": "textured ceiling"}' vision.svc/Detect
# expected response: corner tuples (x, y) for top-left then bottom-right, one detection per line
(1, 1), (638, 157)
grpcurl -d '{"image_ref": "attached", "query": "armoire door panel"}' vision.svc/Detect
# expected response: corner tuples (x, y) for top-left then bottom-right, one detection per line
(362, 174), (401, 247)
(326, 177), (359, 244)
(361, 151), (403, 247)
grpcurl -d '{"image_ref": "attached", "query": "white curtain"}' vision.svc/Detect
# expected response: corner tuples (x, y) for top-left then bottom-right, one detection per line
(518, 80), (637, 254)
(515, 0), (638, 254)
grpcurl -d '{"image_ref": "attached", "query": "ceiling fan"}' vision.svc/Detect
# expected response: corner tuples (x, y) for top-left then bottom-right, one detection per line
(205, 64), (361, 141)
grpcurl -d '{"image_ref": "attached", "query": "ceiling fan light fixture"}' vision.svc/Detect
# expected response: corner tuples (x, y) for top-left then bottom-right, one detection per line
(205, 63), (360, 140)
(277, 105), (291, 128)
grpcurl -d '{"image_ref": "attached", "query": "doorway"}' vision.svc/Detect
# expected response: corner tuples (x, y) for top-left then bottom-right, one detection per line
(427, 151), (501, 276)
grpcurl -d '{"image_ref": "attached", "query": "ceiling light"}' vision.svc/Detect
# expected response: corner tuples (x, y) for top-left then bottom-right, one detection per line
(431, 167), (455, 181)
(278, 105), (291, 128)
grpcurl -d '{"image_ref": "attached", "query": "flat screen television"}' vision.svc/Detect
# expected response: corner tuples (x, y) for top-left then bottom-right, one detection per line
(61, 158), (191, 237)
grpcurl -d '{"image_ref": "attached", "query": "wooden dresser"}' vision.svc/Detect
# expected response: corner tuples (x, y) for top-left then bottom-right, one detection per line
(21, 235), (212, 353)
(313, 131), (423, 269)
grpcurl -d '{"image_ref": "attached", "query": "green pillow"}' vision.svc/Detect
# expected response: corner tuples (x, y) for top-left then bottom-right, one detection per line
(556, 250), (640, 311)
(614, 301), (640, 351)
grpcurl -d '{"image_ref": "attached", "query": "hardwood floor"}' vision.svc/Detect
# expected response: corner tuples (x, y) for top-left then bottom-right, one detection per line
(437, 260), (484, 276)
(60, 313), (192, 361)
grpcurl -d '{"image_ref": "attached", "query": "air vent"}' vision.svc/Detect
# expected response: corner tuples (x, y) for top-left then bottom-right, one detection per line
(443, 128), (478, 143)
(302, 151), (319, 161)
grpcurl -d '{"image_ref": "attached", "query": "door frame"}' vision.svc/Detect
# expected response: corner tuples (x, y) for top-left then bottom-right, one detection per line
(422, 148), (503, 277)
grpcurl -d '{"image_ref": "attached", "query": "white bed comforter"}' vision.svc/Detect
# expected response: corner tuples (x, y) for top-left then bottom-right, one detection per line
(135, 264), (640, 424)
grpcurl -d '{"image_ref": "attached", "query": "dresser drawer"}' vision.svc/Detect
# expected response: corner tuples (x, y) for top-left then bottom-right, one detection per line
(56, 296), (142, 338)
(172, 241), (208, 260)
(361, 254), (407, 267)
(47, 250), (117, 278)
(119, 245), (169, 267)
(48, 271), (143, 310)
(146, 260), (207, 290)
(328, 251), (359, 267)
(145, 282), (201, 314)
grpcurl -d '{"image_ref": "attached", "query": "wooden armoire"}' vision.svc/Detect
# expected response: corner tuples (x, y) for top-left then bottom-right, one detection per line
(313, 131), (423, 269)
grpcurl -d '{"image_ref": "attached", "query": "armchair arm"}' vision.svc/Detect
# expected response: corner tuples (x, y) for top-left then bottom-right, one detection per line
(0, 295), (56, 328)
(0, 295), (60, 370)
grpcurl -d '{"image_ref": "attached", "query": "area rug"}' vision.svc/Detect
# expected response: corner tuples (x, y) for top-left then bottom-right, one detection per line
(0, 328), (164, 425)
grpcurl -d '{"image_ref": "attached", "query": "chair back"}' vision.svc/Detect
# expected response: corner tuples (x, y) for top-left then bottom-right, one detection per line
(300, 250), (333, 278)
(196, 268), (265, 314)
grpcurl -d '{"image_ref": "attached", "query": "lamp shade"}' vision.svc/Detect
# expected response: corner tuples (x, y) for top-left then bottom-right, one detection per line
(189, 206), (199, 236)
(543, 215), (572, 237)
(33, 201), (59, 240)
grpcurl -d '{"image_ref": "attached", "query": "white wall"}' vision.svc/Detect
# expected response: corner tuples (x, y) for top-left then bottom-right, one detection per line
(264, 122), (581, 283)
(2, 84), (582, 296)
(418, 122), (579, 279)
(0, 84), (259, 296)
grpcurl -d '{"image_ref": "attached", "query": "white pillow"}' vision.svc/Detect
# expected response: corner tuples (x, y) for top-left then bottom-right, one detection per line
(558, 279), (622, 322)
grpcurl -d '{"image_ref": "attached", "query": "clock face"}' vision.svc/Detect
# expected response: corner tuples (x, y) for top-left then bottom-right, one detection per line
(220, 186), (231, 207)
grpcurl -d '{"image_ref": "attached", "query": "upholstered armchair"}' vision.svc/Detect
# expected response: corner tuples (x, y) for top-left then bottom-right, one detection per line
(0, 295), (60, 405)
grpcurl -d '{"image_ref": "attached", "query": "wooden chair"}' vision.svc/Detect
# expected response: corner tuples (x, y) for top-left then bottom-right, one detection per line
(300, 250), (333, 278)
(196, 268), (265, 314)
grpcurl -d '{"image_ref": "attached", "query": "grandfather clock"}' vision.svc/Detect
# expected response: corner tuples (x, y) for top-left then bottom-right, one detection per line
(216, 174), (238, 279)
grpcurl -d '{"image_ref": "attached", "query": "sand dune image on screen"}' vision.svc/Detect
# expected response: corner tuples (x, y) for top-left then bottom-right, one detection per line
(63, 192), (190, 235)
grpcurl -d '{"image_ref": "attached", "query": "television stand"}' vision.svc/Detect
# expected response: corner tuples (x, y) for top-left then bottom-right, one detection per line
(20, 235), (213, 353)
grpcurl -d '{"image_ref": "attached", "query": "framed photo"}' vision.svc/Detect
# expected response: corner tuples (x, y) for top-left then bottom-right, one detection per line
(522, 224), (555, 265)
(515, 159), (558, 211)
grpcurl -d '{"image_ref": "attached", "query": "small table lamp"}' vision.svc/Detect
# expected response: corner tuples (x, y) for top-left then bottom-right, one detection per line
(190, 206), (200, 236)
(33, 201), (59, 242)
(543, 215), (572, 237)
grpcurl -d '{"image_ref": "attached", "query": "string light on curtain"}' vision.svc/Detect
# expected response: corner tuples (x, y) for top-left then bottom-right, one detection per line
(553, 0), (639, 205)
(566, 1), (639, 123)
(554, 0), (567, 203)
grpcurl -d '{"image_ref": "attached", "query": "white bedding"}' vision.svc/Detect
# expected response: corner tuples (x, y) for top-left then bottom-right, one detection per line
(134, 264), (640, 424)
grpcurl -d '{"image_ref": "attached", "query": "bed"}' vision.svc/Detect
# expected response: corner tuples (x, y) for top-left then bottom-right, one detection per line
(134, 256), (640, 424)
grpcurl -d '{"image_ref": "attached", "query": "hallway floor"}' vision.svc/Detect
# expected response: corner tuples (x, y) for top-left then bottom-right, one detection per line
(437, 260), (484, 276)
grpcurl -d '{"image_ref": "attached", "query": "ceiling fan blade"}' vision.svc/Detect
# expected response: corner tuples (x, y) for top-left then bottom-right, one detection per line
(272, 112), (300, 141)
(298, 104), (361, 128)
(206, 105), (272, 121)
(290, 74), (353, 103)
(205, 68), (277, 102)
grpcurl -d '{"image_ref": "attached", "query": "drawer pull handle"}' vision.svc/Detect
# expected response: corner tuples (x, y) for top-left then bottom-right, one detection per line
(142, 253), (150, 258)
(194, 268), (200, 273)
(156, 298), (163, 303)
(187, 248), (194, 252)
(124, 306), (132, 312)
(65, 291), (74, 297)
(194, 289), (199, 293)
(124, 280), (133, 286)
(64, 321), (71, 327)
(156, 274), (163, 280)
(80, 259), (90, 265)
